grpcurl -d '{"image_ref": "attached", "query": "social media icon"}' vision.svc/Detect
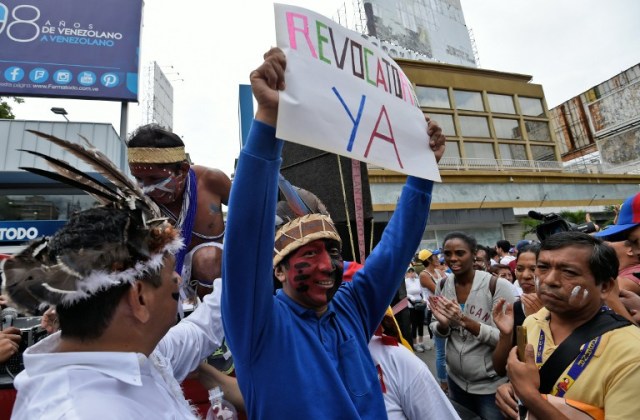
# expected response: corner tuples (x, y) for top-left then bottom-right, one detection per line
(101, 73), (119, 87)
(54, 70), (72, 85)
(4, 66), (25, 82)
(29, 68), (49, 83)
(78, 71), (96, 86)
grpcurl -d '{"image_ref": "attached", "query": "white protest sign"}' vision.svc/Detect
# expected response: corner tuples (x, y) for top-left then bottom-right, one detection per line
(274, 3), (440, 181)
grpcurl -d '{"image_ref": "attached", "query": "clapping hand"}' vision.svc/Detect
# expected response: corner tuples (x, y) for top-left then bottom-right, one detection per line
(492, 298), (514, 337)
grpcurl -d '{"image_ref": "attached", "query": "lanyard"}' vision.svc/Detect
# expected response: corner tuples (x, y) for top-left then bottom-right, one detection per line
(535, 322), (603, 395)
(552, 335), (601, 397)
(536, 330), (545, 365)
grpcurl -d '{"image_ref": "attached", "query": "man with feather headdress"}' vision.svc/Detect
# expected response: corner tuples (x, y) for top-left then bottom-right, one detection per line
(222, 48), (446, 419)
(1, 130), (225, 418)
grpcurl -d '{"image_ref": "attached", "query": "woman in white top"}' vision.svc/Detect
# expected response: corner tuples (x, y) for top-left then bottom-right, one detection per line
(404, 267), (426, 352)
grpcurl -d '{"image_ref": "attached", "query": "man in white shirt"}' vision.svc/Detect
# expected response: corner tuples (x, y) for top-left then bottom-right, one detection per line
(2, 205), (224, 419)
(369, 311), (459, 420)
(496, 239), (515, 265)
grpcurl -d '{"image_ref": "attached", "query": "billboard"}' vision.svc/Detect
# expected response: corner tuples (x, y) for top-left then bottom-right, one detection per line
(141, 62), (174, 130)
(363, 0), (476, 67)
(0, 0), (143, 101)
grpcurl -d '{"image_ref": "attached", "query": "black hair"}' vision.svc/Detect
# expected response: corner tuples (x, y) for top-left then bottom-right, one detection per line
(516, 243), (540, 262)
(128, 124), (186, 173)
(442, 231), (477, 253)
(496, 239), (511, 253)
(487, 247), (498, 260)
(128, 123), (185, 148)
(50, 207), (164, 340)
(537, 231), (618, 285)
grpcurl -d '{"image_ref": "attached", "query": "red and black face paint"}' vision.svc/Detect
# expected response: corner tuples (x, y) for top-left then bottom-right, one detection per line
(282, 239), (344, 309)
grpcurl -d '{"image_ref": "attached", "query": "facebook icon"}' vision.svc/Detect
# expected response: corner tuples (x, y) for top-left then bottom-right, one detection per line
(4, 67), (25, 82)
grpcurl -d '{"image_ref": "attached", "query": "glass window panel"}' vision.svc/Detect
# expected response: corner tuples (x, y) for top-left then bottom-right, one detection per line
(459, 116), (490, 137)
(442, 141), (460, 158)
(493, 118), (522, 140)
(454, 90), (484, 111)
(499, 144), (527, 161)
(531, 145), (556, 161)
(464, 142), (495, 159)
(416, 86), (450, 108)
(488, 94), (516, 114)
(525, 121), (552, 141)
(520, 97), (544, 116)
(428, 113), (456, 136)
(1, 194), (97, 221)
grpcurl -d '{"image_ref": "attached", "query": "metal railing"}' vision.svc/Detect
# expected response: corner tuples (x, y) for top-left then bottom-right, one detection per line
(437, 157), (563, 172)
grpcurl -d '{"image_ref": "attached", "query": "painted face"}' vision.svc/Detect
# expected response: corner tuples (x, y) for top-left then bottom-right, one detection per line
(535, 247), (601, 316)
(443, 238), (474, 276)
(515, 251), (537, 294)
(473, 250), (488, 271)
(278, 239), (343, 314)
(130, 164), (187, 204)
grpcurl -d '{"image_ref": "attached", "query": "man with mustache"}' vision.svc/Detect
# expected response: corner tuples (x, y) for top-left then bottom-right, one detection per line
(495, 231), (640, 419)
(222, 48), (446, 419)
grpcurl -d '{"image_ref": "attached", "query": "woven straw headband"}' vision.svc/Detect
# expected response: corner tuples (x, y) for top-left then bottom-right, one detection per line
(273, 214), (341, 267)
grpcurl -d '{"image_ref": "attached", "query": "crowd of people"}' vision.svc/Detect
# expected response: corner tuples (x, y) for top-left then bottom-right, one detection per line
(1, 47), (640, 420)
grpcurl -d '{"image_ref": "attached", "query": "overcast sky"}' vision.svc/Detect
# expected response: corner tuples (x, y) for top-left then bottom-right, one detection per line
(10, 0), (640, 176)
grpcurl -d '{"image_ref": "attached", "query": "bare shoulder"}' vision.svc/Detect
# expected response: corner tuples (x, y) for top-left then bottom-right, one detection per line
(192, 165), (231, 202)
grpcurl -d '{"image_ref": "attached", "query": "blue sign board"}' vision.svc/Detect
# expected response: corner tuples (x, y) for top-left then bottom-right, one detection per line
(0, 0), (143, 101)
(0, 220), (67, 243)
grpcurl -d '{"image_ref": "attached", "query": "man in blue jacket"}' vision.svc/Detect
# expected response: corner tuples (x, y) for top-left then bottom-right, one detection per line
(222, 48), (446, 419)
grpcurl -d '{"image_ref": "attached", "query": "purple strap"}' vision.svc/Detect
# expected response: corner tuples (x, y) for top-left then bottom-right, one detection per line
(175, 168), (197, 275)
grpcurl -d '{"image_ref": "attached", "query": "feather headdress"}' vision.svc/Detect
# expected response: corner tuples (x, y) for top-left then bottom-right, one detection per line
(1, 130), (183, 313)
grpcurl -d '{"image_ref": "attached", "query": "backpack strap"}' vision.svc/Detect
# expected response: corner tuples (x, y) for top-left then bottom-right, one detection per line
(489, 275), (498, 297)
(538, 309), (631, 394)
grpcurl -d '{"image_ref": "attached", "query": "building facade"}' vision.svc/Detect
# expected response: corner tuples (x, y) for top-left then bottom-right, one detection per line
(368, 59), (640, 249)
(551, 63), (640, 175)
(0, 120), (122, 253)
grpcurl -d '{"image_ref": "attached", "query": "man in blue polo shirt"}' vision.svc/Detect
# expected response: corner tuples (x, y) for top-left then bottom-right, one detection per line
(221, 48), (446, 419)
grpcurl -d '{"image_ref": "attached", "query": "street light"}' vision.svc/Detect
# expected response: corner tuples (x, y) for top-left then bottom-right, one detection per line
(51, 107), (69, 122)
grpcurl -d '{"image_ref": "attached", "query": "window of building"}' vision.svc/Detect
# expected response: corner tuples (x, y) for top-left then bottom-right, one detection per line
(493, 118), (522, 140)
(442, 140), (460, 158)
(525, 121), (552, 141)
(464, 142), (495, 160)
(488, 94), (516, 114)
(454, 90), (484, 111)
(531, 145), (556, 161)
(519, 97), (544, 117)
(428, 113), (456, 136)
(459, 116), (490, 137)
(416, 86), (450, 108)
(1, 194), (97, 221)
(499, 143), (527, 161)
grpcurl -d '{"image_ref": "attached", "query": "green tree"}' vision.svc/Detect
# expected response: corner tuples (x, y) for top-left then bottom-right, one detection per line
(520, 217), (539, 239)
(0, 96), (24, 119)
(559, 210), (586, 224)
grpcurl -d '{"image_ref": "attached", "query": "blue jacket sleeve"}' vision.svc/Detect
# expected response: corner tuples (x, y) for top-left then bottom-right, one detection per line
(348, 176), (433, 336)
(222, 120), (283, 364)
